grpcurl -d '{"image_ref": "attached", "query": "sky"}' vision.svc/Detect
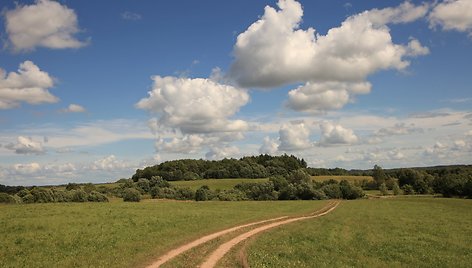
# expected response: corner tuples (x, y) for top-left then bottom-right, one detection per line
(0, 0), (471, 186)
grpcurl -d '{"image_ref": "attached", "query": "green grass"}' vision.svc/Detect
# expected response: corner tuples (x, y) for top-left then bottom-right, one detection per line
(311, 175), (373, 182)
(247, 198), (472, 267)
(169, 178), (269, 190)
(0, 199), (325, 268)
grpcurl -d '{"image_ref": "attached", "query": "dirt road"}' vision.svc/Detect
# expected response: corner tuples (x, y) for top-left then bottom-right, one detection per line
(147, 200), (340, 268)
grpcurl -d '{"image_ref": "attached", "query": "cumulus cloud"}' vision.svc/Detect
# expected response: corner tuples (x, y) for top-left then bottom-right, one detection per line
(279, 122), (312, 151)
(319, 122), (358, 146)
(4, 136), (46, 155)
(429, 0), (472, 34)
(259, 136), (279, 154)
(0, 61), (58, 109)
(121, 11), (142, 21)
(4, 0), (88, 51)
(205, 146), (240, 160)
(12, 162), (42, 175)
(373, 123), (423, 138)
(287, 81), (371, 113)
(136, 76), (250, 134)
(90, 155), (130, 171)
(60, 104), (86, 113)
(230, 0), (429, 88)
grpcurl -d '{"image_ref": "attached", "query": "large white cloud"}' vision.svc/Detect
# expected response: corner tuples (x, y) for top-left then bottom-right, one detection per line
(279, 122), (312, 151)
(205, 146), (240, 160)
(4, 136), (46, 155)
(287, 81), (371, 113)
(230, 0), (429, 88)
(230, 0), (429, 114)
(0, 61), (58, 109)
(259, 136), (279, 154)
(429, 0), (472, 34)
(136, 76), (250, 134)
(319, 122), (358, 146)
(4, 0), (88, 51)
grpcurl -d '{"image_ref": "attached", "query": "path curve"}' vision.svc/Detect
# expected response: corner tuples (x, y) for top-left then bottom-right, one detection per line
(199, 200), (340, 268)
(146, 216), (289, 267)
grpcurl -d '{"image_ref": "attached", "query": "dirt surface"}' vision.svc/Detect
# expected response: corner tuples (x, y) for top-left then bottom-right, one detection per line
(146, 200), (340, 268)
(146, 216), (288, 268)
(199, 201), (340, 268)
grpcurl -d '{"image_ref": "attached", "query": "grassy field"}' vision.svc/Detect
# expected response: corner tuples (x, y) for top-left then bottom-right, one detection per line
(246, 198), (472, 267)
(311, 175), (373, 182)
(169, 178), (269, 190)
(0, 199), (326, 268)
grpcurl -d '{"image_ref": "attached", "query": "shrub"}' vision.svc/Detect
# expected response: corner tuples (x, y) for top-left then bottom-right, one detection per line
(321, 184), (342, 199)
(379, 182), (388, 196)
(122, 188), (141, 202)
(88, 191), (109, 202)
(0, 193), (17, 204)
(22, 194), (35, 203)
(52, 189), (73, 202)
(150, 187), (175, 199)
(392, 182), (401, 195)
(30, 188), (55, 203)
(287, 169), (311, 185)
(216, 189), (247, 201)
(174, 187), (195, 200)
(402, 184), (415, 195)
(149, 176), (171, 188)
(71, 189), (88, 202)
(339, 181), (365, 199)
(65, 183), (81, 191)
(136, 178), (150, 194)
(195, 185), (214, 201)
(83, 183), (96, 193)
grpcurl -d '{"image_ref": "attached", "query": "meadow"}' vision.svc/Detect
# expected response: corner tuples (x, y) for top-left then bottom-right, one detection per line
(311, 175), (373, 182)
(168, 178), (269, 190)
(246, 198), (472, 267)
(0, 199), (325, 268)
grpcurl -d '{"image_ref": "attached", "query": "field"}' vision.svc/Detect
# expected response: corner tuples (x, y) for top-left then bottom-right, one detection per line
(0, 200), (324, 267)
(169, 178), (269, 190)
(311, 175), (373, 182)
(246, 198), (472, 267)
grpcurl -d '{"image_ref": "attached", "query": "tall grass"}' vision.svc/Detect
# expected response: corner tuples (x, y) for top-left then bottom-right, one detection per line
(0, 199), (324, 267)
(247, 198), (472, 267)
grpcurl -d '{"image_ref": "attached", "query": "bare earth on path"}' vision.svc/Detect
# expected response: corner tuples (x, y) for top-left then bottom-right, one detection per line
(199, 200), (340, 268)
(147, 200), (340, 268)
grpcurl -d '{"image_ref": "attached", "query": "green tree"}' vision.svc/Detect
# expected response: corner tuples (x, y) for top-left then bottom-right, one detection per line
(392, 182), (401, 195)
(373, 165), (388, 186)
(122, 188), (141, 202)
(379, 182), (389, 196)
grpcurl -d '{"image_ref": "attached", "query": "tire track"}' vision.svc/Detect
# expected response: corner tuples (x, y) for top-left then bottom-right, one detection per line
(199, 200), (340, 268)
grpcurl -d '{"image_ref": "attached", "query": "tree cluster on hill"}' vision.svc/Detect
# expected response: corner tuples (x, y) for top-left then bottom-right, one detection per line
(121, 169), (365, 202)
(132, 154), (307, 181)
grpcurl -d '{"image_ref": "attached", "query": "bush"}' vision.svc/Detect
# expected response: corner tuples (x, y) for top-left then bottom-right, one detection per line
(174, 187), (195, 200)
(379, 182), (388, 196)
(149, 176), (171, 188)
(392, 182), (401, 195)
(70, 189), (88, 202)
(0, 193), (17, 204)
(122, 188), (141, 202)
(30, 188), (55, 203)
(321, 184), (342, 199)
(136, 178), (150, 194)
(150, 187), (175, 199)
(339, 181), (365, 199)
(402, 184), (415, 195)
(216, 189), (247, 201)
(22, 194), (35, 203)
(195, 185), (214, 201)
(65, 183), (81, 191)
(52, 189), (73, 202)
(87, 191), (109, 202)
(83, 183), (96, 193)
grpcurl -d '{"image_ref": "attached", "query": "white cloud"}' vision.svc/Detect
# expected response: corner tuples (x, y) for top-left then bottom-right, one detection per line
(90, 155), (130, 171)
(0, 61), (58, 109)
(429, 0), (472, 34)
(259, 136), (279, 154)
(136, 76), (250, 134)
(4, 136), (45, 155)
(4, 0), (88, 51)
(205, 146), (240, 160)
(12, 162), (42, 175)
(319, 122), (358, 146)
(61, 104), (86, 113)
(230, 0), (429, 88)
(373, 123), (423, 138)
(287, 81), (371, 113)
(279, 122), (312, 151)
(121, 11), (142, 21)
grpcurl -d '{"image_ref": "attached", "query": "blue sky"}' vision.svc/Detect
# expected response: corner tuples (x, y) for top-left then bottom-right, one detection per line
(1, 0), (471, 185)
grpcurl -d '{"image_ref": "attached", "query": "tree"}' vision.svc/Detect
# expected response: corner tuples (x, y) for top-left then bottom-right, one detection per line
(122, 188), (141, 202)
(402, 184), (415, 195)
(373, 165), (388, 186)
(392, 182), (401, 195)
(379, 182), (388, 196)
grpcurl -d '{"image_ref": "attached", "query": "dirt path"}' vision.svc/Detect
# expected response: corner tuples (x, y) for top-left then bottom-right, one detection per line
(146, 216), (289, 267)
(146, 201), (339, 268)
(199, 200), (340, 268)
